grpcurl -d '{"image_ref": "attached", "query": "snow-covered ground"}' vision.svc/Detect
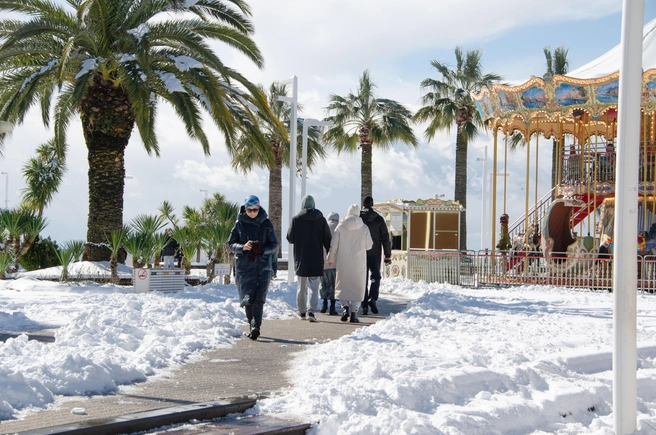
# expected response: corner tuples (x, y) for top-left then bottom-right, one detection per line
(2, 263), (656, 434)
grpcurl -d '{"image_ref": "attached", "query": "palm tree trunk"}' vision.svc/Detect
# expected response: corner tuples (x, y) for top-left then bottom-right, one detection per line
(80, 75), (135, 262)
(360, 133), (373, 203)
(454, 130), (468, 251)
(269, 142), (283, 260)
(109, 256), (119, 284)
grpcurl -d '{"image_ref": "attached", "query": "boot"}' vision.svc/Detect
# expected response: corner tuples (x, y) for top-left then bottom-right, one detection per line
(320, 299), (328, 313)
(360, 301), (368, 316)
(350, 312), (360, 323)
(368, 300), (379, 314)
(329, 299), (338, 316)
(340, 306), (350, 322)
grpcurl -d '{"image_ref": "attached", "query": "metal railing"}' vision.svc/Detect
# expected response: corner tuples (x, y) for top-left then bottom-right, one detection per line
(404, 250), (656, 293)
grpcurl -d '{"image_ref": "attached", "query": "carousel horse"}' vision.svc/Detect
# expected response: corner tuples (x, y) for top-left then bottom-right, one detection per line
(542, 198), (594, 276)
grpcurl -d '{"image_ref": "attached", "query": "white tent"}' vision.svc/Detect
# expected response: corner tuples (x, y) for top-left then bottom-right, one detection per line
(568, 17), (656, 78)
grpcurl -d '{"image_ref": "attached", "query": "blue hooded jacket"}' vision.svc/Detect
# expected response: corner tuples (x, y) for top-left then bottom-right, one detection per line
(228, 206), (278, 306)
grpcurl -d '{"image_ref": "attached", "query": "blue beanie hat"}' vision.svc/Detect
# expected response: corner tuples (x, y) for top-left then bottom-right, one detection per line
(244, 195), (260, 207)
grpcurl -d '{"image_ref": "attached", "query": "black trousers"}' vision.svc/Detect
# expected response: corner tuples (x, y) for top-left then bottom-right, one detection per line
(363, 254), (382, 303)
(245, 301), (264, 328)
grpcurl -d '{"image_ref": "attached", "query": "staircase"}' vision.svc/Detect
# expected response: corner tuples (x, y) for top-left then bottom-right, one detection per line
(508, 188), (555, 237)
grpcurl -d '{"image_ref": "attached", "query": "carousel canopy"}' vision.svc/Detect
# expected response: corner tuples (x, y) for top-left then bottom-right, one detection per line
(472, 18), (656, 138)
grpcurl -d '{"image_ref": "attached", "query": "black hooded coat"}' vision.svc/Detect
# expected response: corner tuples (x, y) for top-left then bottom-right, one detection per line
(286, 208), (332, 277)
(228, 207), (278, 306)
(360, 208), (392, 258)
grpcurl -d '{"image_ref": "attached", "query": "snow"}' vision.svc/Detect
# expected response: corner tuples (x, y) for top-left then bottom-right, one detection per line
(2, 269), (656, 434)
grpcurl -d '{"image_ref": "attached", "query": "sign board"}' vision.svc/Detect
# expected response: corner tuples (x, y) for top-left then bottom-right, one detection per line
(214, 263), (231, 276)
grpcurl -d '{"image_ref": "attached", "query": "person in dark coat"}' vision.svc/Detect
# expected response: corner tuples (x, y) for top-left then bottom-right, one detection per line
(161, 228), (179, 268)
(228, 195), (278, 340)
(360, 196), (391, 315)
(286, 194), (332, 322)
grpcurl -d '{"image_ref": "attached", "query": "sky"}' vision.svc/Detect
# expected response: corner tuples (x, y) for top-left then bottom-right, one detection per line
(2, 1), (656, 251)
(2, 267), (656, 434)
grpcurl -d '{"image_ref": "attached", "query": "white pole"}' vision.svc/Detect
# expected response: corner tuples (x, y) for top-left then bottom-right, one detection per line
(477, 146), (488, 250)
(300, 119), (334, 200)
(613, 1), (643, 433)
(288, 77), (298, 283)
(301, 120), (309, 200)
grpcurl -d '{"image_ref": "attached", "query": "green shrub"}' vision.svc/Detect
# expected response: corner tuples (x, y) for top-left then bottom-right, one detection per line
(21, 236), (60, 271)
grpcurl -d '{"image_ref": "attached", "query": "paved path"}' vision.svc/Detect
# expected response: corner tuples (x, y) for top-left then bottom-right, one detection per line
(0, 294), (409, 434)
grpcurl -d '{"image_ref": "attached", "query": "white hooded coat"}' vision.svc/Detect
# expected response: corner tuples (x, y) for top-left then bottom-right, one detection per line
(327, 204), (373, 302)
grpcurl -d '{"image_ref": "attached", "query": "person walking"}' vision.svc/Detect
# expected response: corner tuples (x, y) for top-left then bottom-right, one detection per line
(360, 196), (391, 315)
(228, 195), (278, 340)
(161, 228), (179, 268)
(320, 212), (340, 315)
(327, 204), (373, 323)
(286, 194), (332, 322)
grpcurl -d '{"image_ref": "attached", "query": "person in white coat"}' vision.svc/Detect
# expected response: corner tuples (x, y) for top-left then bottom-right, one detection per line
(326, 204), (373, 323)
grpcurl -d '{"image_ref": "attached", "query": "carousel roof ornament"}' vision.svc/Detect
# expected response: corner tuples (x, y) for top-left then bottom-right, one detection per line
(472, 18), (656, 139)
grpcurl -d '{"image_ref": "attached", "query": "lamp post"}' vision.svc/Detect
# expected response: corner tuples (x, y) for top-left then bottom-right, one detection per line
(476, 146), (488, 251)
(199, 189), (208, 199)
(276, 76), (298, 283)
(1, 172), (7, 209)
(300, 118), (334, 199)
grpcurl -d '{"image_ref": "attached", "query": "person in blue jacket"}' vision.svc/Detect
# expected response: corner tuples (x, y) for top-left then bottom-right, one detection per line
(228, 195), (278, 340)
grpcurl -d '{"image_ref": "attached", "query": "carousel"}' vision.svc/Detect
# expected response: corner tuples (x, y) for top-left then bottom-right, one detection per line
(472, 18), (656, 277)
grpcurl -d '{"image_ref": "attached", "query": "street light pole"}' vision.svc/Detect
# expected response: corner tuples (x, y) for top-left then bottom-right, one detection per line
(300, 118), (334, 199)
(199, 189), (208, 199)
(1, 172), (7, 209)
(476, 146), (488, 250)
(276, 76), (298, 283)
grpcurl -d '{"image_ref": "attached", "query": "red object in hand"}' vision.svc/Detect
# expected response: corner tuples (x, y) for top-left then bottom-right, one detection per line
(248, 243), (264, 261)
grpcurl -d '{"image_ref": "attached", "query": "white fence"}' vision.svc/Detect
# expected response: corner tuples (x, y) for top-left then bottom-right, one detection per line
(403, 250), (656, 292)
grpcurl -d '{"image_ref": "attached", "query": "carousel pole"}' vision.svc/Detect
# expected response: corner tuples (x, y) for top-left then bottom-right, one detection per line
(535, 124), (539, 224)
(492, 123), (500, 253)
(652, 113), (656, 219)
(504, 128), (509, 214)
(643, 110), (648, 232)
(613, 0), (643, 433)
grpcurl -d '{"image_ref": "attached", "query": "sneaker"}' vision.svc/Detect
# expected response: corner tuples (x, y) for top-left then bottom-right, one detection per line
(368, 300), (379, 314)
(249, 327), (260, 340)
(307, 312), (317, 323)
(320, 299), (328, 313)
(299, 312), (307, 320)
(340, 307), (350, 322)
(349, 312), (360, 323)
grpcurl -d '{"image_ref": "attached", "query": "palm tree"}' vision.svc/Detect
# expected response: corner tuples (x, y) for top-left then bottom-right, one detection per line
(324, 70), (418, 203)
(21, 139), (66, 217)
(0, 0), (273, 261)
(544, 46), (570, 189)
(414, 48), (502, 251)
(232, 83), (325, 260)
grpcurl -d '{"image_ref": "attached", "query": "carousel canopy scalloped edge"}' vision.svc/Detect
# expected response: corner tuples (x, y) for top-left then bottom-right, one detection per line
(472, 69), (656, 139)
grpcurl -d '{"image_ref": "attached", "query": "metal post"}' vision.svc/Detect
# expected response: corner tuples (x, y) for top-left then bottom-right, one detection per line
(276, 76), (298, 283)
(300, 119), (334, 199)
(477, 146), (487, 250)
(613, 1), (643, 433)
